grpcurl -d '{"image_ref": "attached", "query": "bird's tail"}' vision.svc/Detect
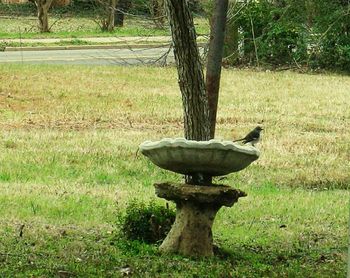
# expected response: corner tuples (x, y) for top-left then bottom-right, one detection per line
(232, 138), (244, 143)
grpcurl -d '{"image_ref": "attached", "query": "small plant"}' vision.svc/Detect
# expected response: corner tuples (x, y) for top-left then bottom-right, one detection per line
(0, 41), (8, 52)
(116, 199), (175, 244)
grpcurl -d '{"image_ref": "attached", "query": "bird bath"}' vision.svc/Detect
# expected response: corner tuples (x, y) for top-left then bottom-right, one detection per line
(139, 138), (260, 176)
(139, 138), (260, 256)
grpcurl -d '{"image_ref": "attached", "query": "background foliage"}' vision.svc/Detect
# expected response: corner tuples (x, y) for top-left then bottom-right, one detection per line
(227, 0), (350, 72)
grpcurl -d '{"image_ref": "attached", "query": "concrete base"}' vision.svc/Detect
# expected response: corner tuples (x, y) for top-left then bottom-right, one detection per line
(154, 182), (246, 257)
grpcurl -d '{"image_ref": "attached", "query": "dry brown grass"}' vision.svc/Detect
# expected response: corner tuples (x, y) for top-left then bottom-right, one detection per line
(1, 64), (349, 188)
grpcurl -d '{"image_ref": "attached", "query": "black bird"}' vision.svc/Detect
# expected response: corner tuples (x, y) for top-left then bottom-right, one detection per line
(233, 126), (263, 146)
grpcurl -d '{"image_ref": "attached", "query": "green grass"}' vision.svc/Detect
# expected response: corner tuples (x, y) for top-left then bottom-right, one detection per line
(0, 64), (349, 277)
(0, 15), (169, 39)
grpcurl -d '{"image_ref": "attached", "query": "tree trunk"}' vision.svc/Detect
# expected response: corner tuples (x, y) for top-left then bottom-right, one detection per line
(165, 0), (210, 142)
(106, 0), (116, 31)
(114, 0), (130, 27)
(35, 0), (53, 32)
(165, 0), (211, 185)
(206, 0), (229, 139)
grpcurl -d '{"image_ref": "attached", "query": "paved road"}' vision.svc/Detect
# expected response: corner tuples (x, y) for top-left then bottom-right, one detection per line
(1, 35), (208, 45)
(0, 46), (176, 65)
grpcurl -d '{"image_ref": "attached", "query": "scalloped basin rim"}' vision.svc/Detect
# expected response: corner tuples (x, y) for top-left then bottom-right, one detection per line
(140, 138), (260, 156)
(139, 138), (260, 176)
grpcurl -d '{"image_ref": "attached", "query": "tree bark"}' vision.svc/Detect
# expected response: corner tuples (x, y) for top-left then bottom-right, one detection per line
(106, 0), (116, 31)
(206, 0), (229, 138)
(165, 0), (211, 185)
(165, 0), (211, 142)
(35, 0), (53, 32)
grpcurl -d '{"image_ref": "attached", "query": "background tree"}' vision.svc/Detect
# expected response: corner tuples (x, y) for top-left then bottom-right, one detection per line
(95, 0), (118, 31)
(105, 0), (116, 31)
(34, 0), (54, 32)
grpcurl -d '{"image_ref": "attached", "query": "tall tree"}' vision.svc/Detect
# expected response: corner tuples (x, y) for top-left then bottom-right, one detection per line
(165, 0), (211, 142)
(206, 0), (229, 138)
(166, 0), (228, 184)
(165, 0), (211, 185)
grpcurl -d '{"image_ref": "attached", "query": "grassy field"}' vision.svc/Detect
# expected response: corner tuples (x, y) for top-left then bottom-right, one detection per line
(0, 3), (209, 40)
(0, 64), (349, 277)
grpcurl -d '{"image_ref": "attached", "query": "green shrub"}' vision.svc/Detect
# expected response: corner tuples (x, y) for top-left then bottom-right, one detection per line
(116, 199), (175, 244)
(309, 6), (350, 72)
(227, 0), (350, 72)
(234, 0), (307, 66)
(257, 22), (307, 66)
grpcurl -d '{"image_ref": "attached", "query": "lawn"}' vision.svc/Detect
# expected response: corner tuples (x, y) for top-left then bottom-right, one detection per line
(0, 64), (349, 277)
(0, 3), (209, 40)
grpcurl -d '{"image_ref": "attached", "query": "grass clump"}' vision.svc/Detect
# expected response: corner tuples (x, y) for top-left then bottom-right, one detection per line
(116, 199), (175, 244)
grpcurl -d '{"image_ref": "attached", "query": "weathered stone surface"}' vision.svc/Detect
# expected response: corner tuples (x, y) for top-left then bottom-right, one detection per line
(139, 138), (260, 176)
(159, 201), (218, 256)
(154, 182), (246, 207)
(154, 182), (246, 257)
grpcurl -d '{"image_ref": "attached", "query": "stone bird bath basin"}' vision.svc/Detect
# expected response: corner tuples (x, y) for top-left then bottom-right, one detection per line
(139, 138), (260, 176)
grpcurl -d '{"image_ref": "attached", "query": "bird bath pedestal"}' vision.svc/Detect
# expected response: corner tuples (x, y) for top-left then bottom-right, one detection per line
(139, 138), (260, 257)
(154, 182), (246, 256)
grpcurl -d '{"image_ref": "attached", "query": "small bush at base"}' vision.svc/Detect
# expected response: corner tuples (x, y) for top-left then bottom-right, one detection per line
(116, 199), (175, 244)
